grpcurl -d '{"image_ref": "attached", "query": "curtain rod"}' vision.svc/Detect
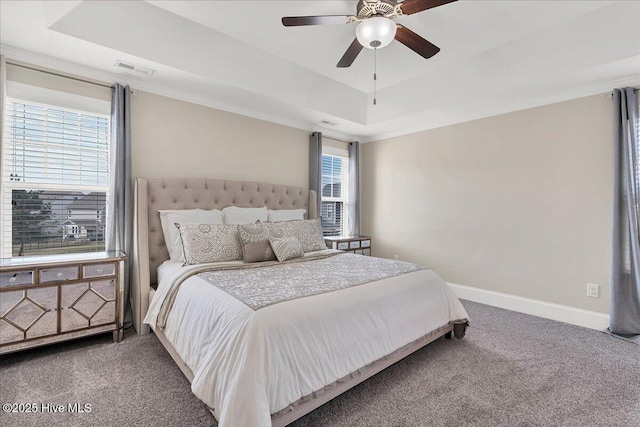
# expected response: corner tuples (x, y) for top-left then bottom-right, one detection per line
(7, 61), (112, 89)
(612, 86), (640, 91)
(606, 86), (640, 98)
(323, 135), (355, 144)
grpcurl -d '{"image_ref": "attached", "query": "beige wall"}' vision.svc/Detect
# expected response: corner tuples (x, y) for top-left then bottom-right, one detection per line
(131, 91), (309, 188)
(361, 94), (613, 314)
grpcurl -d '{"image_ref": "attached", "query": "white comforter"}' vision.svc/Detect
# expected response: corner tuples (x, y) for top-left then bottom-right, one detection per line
(144, 252), (468, 427)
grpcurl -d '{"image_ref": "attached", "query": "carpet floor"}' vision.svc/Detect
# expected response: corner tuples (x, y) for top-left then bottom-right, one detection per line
(1, 301), (638, 427)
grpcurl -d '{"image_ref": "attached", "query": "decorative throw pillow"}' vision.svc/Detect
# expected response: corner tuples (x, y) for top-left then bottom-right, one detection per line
(159, 209), (224, 262)
(237, 223), (276, 263)
(176, 223), (243, 265)
(222, 206), (268, 224)
(263, 218), (327, 253)
(267, 209), (306, 222)
(269, 236), (304, 262)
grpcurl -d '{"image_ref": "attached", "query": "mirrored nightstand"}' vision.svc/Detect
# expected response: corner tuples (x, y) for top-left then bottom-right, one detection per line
(324, 235), (371, 256)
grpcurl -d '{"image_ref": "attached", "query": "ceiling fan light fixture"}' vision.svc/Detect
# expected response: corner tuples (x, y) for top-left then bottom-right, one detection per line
(356, 16), (396, 49)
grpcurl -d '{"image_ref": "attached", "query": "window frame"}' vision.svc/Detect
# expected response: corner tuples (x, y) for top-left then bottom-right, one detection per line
(321, 146), (349, 237)
(1, 86), (111, 259)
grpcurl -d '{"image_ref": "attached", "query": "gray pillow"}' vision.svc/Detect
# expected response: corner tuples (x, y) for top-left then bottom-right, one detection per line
(262, 218), (327, 253)
(237, 223), (276, 263)
(269, 236), (304, 262)
(176, 223), (243, 265)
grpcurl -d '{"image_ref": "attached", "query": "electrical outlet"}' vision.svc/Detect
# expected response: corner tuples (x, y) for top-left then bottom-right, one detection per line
(393, 255), (399, 261)
(587, 283), (600, 298)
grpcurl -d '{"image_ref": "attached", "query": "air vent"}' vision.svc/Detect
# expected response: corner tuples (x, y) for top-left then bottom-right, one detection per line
(114, 60), (155, 77)
(320, 120), (337, 126)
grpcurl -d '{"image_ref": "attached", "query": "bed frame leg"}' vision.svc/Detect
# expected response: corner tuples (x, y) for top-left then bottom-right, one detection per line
(453, 322), (468, 339)
(444, 331), (452, 339)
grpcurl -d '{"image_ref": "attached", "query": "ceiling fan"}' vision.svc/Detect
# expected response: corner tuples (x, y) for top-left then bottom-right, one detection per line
(282, 0), (457, 68)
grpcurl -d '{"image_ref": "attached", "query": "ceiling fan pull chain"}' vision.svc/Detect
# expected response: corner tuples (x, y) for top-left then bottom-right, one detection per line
(373, 47), (377, 106)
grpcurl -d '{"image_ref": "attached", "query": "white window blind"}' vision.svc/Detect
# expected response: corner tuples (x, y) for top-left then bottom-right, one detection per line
(1, 98), (110, 258)
(321, 150), (349, 237)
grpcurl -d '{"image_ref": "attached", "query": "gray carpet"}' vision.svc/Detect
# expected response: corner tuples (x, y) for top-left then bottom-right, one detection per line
(1, 301), (638, 427)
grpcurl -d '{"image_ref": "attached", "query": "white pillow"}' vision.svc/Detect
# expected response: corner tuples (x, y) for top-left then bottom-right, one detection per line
(222, 206), (268, 224)
(267, 209), (307, 222)
(159, 209), (224, 261)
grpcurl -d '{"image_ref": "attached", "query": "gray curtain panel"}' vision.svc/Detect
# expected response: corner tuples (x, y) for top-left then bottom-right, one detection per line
(309, 132), (322, 218)
(348, 141), (360, 236)
(610, 87), (640, 342)
(107, 83), (133, 326)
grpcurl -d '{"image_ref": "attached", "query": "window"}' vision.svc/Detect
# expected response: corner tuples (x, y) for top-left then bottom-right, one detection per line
(321, 148), (349, 237)
(1, 97), (110, 258)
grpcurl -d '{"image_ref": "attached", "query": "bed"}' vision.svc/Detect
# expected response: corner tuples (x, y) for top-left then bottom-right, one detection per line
(131, 177), (469, 427)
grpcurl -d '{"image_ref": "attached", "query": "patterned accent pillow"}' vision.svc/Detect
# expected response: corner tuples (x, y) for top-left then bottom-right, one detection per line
(176, 223), (243, 265)
(269, 236), (304, 262)
(262, 218), (327, 253)
(237, 223), (276, 263)
(159, 209), (224, 262)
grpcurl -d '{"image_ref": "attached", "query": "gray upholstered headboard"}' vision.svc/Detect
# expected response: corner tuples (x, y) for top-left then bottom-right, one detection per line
(131, 177), (317, 334)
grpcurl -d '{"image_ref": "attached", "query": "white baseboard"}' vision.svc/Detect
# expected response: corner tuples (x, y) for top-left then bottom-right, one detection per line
(447, 282), (610, 331)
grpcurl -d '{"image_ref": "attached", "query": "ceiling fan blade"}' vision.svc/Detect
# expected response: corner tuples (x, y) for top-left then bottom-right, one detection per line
(337, 38), (363, 68)
(395, 25), (440, 59)
(399, 0), (457, 15)
(282, 15), (352, 26)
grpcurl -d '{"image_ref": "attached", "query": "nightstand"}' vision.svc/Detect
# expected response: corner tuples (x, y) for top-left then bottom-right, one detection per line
(324, 235), (371, 256)
(0, 251), (126, 355)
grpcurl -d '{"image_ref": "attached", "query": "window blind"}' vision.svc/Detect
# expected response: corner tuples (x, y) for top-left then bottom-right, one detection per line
(1, 98), (110, 258)
(321, 152), (349, 237)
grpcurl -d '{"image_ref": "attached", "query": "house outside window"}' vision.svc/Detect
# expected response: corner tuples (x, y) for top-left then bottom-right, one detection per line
(1, 87), (111, 258)
(321, 147), (349, 237)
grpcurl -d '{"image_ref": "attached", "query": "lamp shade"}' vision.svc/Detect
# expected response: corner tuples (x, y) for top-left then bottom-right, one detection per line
(356, 16), (397, 49)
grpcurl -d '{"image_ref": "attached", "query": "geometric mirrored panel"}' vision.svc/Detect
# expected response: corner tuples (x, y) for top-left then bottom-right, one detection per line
(91, 280), (115, 300)
(4, 298), (45, 330)
(27, 287), (57, 311)
(90, 301), (115, 326)
(26, 311), (57, 339)
(0, 318), (23, 343)
(61, 308), (88, 332)
(73, 290), (105, 318)
(0, 290), (24, 317)
(61, 283), (89, 308)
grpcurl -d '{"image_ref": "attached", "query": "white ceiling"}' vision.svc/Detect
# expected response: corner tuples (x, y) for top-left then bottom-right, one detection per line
(1, 1), (639, 142)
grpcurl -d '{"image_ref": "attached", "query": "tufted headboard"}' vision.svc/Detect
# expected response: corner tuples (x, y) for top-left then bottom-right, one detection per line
(131, 177), (317, 334)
